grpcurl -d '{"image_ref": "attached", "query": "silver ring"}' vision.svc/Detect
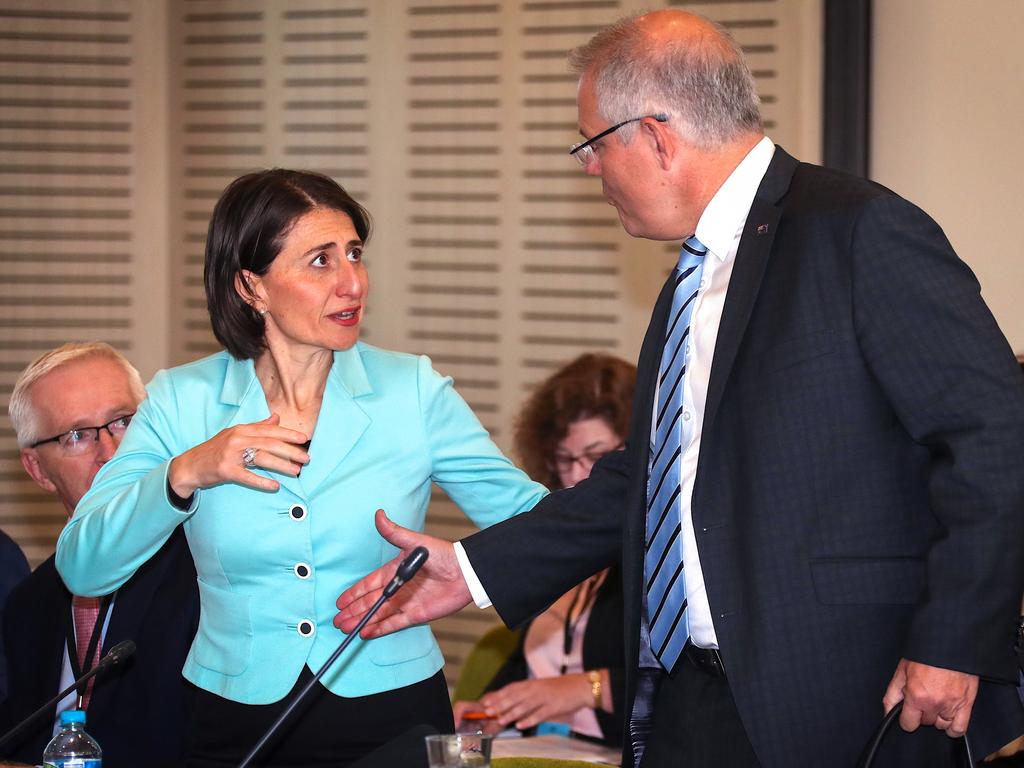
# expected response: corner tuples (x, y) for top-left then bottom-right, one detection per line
(242, 447), (258, 468)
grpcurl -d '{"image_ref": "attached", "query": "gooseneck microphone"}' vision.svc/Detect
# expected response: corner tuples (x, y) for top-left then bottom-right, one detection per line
(238, 547), (429, 768)
(98, 639), (136, 669)
(383, 546), (429, 598)
(0, 640), (136, 750)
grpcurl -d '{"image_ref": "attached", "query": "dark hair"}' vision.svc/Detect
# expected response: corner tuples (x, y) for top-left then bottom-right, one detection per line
(513, 353), (637, 490)
(204, 169), (372, 359)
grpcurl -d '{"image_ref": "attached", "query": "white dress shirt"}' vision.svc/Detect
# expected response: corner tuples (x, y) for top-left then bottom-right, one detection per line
(457, 136), (777, 652)
(668, 136), (775, 647)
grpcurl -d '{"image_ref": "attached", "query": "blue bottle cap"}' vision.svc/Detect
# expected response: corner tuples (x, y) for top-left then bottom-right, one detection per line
(60, 709), (86, 725)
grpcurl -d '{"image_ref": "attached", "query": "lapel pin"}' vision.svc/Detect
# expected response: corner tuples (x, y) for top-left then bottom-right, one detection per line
(756, 224), (770, 235)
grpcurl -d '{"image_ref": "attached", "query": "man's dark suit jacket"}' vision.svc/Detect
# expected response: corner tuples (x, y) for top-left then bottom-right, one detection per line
(0, 528), (198, 767)
(0, 530), (29, 704)
(463, 147), (1024, 767)
(485, 565), (625, 745)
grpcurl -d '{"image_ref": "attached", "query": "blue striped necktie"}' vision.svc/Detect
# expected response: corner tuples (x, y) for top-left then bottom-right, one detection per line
(645, 235), (707, 672)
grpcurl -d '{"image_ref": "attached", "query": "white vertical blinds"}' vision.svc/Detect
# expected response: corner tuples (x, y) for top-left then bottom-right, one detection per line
(0, 0), (819, 686)
(0, 1), (144, 565)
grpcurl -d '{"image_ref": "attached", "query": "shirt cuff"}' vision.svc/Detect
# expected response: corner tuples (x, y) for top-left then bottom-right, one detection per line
(454, 541), (492, 609)
(163, 461), (198, 515)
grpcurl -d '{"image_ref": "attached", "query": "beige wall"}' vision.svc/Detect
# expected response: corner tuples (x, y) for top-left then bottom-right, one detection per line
(872, 0), (1024, 353)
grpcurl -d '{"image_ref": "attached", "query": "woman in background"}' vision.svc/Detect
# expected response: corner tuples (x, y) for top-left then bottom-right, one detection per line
(55, 169), (547, 767)
(454, 353), (636, 746)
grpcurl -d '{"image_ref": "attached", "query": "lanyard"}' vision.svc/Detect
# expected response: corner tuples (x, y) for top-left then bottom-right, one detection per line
(63, 593), (114, 706)
(560, 575), (600, 675)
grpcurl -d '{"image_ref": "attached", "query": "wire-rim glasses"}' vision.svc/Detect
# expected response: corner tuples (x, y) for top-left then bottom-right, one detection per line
(30, 413), (135, 454)
(569, 113), (669, 166)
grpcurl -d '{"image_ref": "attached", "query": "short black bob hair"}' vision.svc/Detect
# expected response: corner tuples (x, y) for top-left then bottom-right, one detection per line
(204, 168), (372, 360)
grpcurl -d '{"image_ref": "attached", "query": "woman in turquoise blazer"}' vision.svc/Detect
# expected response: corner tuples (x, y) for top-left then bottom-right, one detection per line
(55, 170), (547, 766)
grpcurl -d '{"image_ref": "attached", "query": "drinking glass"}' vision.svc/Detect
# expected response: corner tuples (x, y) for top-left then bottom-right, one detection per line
(424, 733), (493, 767)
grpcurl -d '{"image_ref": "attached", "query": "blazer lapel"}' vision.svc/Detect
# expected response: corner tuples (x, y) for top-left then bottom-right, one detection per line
(298, 346), (371, 496)
(701, 147), (798, 439)
(45, 566), (73, 704)
(219, 355), (305, 499)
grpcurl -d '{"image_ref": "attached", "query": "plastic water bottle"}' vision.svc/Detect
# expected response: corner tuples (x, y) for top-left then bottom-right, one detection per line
(42, 709), (102, 767)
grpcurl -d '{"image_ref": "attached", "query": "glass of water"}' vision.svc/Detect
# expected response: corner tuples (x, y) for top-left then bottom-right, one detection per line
(425, 733), (493, 767)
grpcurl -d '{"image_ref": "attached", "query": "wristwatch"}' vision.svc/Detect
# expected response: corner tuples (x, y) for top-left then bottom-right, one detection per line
(587, 670), (602, 710)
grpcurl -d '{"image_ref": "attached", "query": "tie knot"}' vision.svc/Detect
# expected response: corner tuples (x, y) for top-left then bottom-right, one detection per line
(73, 595), (101, 611)
(678, 236), (707, 270)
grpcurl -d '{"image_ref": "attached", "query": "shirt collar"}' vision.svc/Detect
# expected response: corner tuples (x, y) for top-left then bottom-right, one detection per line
(694, 135), (776, 262)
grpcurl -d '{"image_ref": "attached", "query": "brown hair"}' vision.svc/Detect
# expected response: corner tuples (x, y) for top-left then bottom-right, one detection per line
(513, 353), (637, 490)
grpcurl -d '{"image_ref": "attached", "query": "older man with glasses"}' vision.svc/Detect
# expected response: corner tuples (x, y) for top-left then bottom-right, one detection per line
(0, 343), (198, 768)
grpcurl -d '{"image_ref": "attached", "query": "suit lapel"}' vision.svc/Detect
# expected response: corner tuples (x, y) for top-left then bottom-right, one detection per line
(217, 354), (309, 498)
(218, 349), (373, 498)
(298, 346), (371, 496)
(701, 148), (798, 439)
(20, 561), (71, 755)
(45, 562), (72, 704)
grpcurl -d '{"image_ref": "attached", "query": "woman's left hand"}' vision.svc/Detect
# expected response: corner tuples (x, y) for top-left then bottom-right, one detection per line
(479, 674), (593, 730)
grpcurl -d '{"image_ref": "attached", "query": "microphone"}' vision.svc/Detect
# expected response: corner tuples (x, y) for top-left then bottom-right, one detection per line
(97, 639), (136, 670)
(0, 639), (136, 750)
(384, 546), (429, 597)
(238, 547), (429, 768)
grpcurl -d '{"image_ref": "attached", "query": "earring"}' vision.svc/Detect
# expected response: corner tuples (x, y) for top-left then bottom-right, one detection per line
(258, 309), (267, 317)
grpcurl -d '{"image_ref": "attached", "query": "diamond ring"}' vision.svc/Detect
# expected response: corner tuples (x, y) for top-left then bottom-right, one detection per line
(242, 447), (258, 468)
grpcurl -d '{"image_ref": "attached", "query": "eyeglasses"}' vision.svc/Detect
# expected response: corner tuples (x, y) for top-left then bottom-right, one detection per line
(568, 113), (669, 166)
(551, 442), (624, 475)
(30, 413), (135, 454)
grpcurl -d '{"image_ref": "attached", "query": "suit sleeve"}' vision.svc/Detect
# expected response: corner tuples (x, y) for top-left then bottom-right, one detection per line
(851, 193), (1024, 681)
(461, 447), (629, 629)
(417, 355), (549, 527)
(56, 370), (195, 597)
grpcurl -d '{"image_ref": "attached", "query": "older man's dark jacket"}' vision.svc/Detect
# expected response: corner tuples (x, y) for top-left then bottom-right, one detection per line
(0, 528), (197, 767)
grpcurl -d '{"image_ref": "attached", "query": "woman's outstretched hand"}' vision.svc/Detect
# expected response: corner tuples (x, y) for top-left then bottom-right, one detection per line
(334, 509), (473, 637)
(168, 414), (310, 497)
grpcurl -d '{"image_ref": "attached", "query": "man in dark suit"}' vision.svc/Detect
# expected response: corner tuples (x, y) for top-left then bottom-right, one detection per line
(0, 343), (198, 767)
(0, 531), (28, 706)
(336, 10), (1024, 767)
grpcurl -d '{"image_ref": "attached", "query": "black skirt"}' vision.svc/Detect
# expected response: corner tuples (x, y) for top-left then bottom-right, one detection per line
(184, 666), (454, 767)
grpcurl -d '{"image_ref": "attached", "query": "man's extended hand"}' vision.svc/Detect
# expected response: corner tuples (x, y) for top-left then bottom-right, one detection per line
(883, 658), (979, 738)
(334, 509), (472, 638)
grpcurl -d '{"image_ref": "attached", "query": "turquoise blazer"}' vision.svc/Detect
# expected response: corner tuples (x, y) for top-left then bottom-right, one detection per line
(56, 343), (547, 704)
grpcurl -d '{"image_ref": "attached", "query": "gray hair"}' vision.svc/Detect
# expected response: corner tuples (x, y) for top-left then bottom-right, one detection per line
(9, 342), (146, 447)
(569, 12), (762, 148)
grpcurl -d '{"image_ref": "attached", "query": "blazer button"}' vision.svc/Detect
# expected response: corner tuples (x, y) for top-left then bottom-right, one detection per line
(297, 619), (315, 637)
(290, 504), (307, 521)
(294, 562), (311, 579)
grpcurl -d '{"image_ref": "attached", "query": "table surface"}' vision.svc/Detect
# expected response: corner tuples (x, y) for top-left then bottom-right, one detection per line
(491, 734), (621, 765)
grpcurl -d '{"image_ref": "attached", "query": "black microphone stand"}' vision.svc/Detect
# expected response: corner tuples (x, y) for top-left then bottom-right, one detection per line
(238, 547), (429, 768)
(0, 640), (136, 751)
